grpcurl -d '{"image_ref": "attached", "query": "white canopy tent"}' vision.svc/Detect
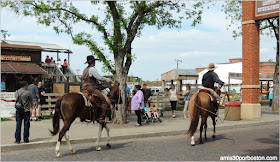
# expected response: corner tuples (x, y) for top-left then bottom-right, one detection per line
(198, 62), (242, 84)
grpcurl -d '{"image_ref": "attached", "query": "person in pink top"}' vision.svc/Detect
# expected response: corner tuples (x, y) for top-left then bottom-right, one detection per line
(62, 59), (68, 74)
(131, 84), (144, 126)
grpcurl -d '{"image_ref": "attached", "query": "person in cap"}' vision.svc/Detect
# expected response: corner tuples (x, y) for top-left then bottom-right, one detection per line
(201, 62), (227, 109)
(82, 55), (114, 123)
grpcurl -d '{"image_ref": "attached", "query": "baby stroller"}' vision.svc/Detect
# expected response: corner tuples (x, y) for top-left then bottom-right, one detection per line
(142, 102), (162, 123)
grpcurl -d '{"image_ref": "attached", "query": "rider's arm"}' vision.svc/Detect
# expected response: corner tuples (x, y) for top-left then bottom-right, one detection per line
(89, 67), (111, 83)
(212, 72), (224, 86)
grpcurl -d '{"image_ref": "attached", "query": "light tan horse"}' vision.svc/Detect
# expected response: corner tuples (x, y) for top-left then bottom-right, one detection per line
(187, 87), (221, 146)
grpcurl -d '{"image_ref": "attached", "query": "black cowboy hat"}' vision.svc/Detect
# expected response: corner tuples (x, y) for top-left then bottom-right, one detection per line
(84, 55), (99, 64)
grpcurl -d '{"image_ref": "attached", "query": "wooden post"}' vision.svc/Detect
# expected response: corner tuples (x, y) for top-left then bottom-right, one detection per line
(162, 80), (165, 92)
(157, 92), (159, 108)
(68, 52), (70, 66)
(176, 80), (181, 92)
(195, 80), (198, 91)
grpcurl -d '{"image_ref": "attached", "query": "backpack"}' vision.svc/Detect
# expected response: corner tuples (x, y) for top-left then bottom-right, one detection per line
(15, 91), (25, 112)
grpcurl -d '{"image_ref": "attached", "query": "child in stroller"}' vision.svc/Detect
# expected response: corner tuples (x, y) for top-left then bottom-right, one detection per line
(143, 102), (162, 123)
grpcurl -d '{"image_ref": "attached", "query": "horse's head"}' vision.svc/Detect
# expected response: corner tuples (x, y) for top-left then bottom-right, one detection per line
(214, 86), (221, 96)
(108, 84), (122, 104)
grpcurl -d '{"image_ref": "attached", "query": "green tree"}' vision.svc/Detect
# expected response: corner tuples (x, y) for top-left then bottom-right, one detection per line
(222, 1), (279, 111)
(2, 1), (205, 123)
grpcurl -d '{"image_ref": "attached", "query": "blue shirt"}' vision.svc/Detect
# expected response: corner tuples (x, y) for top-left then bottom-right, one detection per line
(126, 87), (130, 98)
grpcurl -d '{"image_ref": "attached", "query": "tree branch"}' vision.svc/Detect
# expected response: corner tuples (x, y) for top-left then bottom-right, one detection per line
(28, 2), (113, 49)
(267, 19), (279, 41)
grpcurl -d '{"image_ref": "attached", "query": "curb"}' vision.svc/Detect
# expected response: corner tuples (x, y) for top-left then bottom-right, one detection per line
(1, 120), (278, 152)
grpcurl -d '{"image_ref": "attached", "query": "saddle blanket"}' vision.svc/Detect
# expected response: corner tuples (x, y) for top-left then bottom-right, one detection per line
(199, 88), (214, 102)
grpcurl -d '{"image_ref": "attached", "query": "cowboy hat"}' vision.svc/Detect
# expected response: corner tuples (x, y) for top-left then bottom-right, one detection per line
(206, 62), (217, 70)
(84, 55), (99, 64)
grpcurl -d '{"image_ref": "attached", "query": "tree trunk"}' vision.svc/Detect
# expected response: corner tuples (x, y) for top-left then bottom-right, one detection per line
(272, 41), (279, 111)
(113, 56), (128, 124)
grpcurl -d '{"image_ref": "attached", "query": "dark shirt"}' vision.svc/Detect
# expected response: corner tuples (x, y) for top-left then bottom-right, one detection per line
(202, 71), (224, 90)
(141, 88), (152, 102)
(38, 87), (45, 98)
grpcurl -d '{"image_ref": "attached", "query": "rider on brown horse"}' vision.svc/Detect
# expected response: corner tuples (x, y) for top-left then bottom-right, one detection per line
(82, 55), (114, 123)
(201, 63), (227, 111)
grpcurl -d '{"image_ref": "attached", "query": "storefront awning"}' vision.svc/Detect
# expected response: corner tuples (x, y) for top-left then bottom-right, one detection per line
(1, 62), (47, 74)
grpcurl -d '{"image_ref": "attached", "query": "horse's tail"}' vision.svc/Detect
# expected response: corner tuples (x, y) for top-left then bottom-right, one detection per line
(49, 96), (63, 136)
(186, 93), (201, 138)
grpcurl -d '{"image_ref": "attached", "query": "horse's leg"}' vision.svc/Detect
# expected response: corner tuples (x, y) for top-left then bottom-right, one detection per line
(96, 123), (104, 151)
(211, 116), (216, 138)
(104, 124), (111, 148)
(191, 136), (195, 146)
(199, 121), (204, 144)
(204, 121), (208, 140)
(65, 131), (76, 155)
(200, 116), (207, 144)
(56, 122), (71, 158)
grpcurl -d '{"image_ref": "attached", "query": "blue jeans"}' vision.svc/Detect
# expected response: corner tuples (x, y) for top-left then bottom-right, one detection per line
(15, 111), (30, 143)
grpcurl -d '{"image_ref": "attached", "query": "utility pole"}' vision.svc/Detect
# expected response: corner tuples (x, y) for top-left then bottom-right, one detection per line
(175, 59), (182, 69)
(75, 69), (80, 75)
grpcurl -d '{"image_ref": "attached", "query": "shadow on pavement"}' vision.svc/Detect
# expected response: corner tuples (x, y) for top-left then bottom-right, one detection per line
(242, 133), (279, 158)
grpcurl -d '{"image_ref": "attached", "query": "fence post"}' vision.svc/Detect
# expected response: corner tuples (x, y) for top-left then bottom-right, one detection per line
(157, 92), (159, 107)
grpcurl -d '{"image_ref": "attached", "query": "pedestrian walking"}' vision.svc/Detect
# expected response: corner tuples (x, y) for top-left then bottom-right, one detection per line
(28, 79), (40, 121)
(37, 81), (46, 120)
(168, 84), (179, 118)
(131, 84), (144, 126)
(183, 84), (192, 118)
(269, 85), (273, 107)
(14, 81), (33, 144)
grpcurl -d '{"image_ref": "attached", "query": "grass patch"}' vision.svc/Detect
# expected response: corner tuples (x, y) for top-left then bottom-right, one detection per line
(1, 118), (12, 121)
(41, 115), (53, 119)
(261, 102), (270, 106)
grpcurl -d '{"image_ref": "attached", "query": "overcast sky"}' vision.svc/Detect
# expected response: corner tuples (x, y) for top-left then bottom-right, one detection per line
(1, 1), (276, 81)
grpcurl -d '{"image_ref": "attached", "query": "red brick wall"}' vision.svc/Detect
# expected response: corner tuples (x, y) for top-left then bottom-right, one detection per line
(242, 1), (260, 104)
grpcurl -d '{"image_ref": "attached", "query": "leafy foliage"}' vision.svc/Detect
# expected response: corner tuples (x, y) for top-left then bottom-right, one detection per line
(222, 1), (279, 40)
(1, 1), (205, 76)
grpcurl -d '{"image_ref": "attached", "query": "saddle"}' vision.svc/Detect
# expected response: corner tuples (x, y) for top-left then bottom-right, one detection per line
(80, 89), (110, 124)
(199, 89), (216, 102)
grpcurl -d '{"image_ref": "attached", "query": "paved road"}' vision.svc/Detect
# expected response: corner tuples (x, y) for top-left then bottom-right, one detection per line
(2, 124), (279, 161)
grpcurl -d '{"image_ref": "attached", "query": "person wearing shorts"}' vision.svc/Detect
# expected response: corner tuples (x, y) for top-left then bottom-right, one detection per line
(28, 79), (40, 121)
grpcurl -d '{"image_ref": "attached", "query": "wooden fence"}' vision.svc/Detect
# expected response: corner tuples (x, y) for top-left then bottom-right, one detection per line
(41, 93), (64, 115)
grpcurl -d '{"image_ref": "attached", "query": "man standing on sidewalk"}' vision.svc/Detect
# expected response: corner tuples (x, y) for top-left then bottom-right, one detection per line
(28, 79), (40, 121)
(15, 81), (33, 143)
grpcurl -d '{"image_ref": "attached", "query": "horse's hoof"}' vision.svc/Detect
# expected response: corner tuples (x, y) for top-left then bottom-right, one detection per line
(191, 144), (195, 146)
(205, 138), (208, 141)
(70, 149), (76, 155)
(96, 146), (102, 151)
(106, 143), (112, 148)
(56, 153), (62, 158)
(212, 135), (216, 138)
(200, 140), (203, 144)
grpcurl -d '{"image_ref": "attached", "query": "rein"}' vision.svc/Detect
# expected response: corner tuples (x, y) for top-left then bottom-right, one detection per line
(195, 87), (230, 123)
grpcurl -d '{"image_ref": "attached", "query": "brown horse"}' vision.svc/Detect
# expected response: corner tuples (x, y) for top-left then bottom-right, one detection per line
(187, 87), (221, 146)
(49, 84), (121, 158)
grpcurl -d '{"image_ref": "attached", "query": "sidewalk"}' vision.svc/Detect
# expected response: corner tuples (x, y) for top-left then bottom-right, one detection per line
(1, 107), (279, 152)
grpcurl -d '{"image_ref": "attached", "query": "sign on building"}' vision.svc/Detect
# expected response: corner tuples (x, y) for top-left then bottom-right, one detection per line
(1, 55), (31, 61)
(255, 0), (279, 20)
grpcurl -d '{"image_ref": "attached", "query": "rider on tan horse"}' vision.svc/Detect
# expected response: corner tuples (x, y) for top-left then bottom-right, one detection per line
(82, 55), (114, 123)
(201, 63), (227, 111)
